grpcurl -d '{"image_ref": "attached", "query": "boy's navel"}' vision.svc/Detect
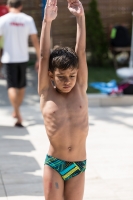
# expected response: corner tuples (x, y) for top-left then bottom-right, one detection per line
(68, 146), (72, 151)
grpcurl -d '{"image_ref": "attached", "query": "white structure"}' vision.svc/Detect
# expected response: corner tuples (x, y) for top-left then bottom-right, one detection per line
(116, 12), (133, 79)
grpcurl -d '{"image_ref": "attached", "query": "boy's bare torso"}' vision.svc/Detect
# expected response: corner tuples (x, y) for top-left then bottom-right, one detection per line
(40, 83), (88, 162)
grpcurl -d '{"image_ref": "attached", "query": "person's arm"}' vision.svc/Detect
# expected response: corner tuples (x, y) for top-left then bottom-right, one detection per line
(0, 36), (3, 57)
(38, 0), (57, 95)
(30, 34), (40, 71)
(0, 36), (2, 58)
(0, 36), (2, 49)
(68, 0), (88, 91)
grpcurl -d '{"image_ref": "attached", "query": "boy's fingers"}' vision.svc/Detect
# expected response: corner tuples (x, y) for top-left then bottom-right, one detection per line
(68, 2), (71, 7)
(68, 1), (81, 6)
(68, 0), (80, 3)
(53, 5), (57, 12)
(46, 0), (57, 7)
(67, 0), (73, 4)
(72, 2), (80, 5)
(55, 6), (58, 12)
(54, 0), (57, 6)
(46, 0), (51, 6)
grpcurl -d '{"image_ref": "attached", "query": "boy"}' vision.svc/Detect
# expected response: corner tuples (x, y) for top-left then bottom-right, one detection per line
(38, 0), (88, 199)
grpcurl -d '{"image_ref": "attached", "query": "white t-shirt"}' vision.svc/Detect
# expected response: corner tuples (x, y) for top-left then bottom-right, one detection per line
(0, 12), (37, 63)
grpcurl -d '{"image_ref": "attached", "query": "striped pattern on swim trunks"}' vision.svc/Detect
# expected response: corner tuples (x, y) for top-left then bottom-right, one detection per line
(45, 155), (86, 181)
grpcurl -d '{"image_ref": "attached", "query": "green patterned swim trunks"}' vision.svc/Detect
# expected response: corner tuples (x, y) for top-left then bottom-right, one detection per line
(44, 155), (86, 181)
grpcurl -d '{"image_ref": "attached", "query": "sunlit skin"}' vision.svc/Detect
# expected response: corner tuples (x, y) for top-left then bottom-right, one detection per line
(40, 71), (88, 161)
(39, 0), (88, 199)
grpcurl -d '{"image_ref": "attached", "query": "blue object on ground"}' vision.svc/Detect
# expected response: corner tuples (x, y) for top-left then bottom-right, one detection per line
(89, 80), (118, 94)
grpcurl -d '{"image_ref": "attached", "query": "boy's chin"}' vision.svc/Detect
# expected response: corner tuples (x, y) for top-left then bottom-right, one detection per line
(56, 87), (72, 94)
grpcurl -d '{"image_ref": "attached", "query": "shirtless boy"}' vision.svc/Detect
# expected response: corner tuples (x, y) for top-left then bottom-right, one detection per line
(38, 0), (88, 199)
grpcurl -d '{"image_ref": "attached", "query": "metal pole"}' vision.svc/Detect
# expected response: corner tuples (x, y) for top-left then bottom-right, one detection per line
(42, 0), (46, 19)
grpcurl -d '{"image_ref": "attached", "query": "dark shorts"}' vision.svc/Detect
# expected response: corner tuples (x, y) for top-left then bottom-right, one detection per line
(5, 62), (27, 89)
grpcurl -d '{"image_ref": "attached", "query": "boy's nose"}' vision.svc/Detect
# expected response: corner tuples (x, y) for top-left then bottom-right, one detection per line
(64, 77), (70, 83)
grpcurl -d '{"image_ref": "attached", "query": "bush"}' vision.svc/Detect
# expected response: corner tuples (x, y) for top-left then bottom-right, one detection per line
(85, 0), (109, 66)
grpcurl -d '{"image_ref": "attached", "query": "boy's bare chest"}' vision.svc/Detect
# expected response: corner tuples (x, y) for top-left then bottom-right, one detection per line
(41, 91), (88, 123)
(40, 89), (88, 136)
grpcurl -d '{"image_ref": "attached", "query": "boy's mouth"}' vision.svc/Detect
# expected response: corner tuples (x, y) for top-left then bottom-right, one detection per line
(63, 85), (71, 88)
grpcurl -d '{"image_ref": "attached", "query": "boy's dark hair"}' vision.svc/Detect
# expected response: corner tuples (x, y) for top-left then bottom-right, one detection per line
(49, 47), (79, 73)
(7, 0), (22, 8)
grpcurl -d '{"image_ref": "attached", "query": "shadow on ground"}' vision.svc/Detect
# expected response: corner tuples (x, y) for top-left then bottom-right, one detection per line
(0, 126), (43, 197)
(89, 107), (133, 130)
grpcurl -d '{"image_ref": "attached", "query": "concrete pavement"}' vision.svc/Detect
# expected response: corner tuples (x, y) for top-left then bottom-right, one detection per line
(0, 67), (133, 200)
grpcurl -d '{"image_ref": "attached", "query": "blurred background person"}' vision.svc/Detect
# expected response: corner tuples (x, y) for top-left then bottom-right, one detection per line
(0, 4), (8, 78)
(0, 0), (40, 127)
(0, 36), (3, 78)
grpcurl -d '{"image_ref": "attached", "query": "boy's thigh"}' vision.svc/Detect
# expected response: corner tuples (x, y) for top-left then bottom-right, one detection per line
(43, 165), (64, 200)
(64, 172), (85, 200)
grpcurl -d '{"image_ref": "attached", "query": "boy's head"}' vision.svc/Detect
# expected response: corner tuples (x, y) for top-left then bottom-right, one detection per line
(7, 0), (22, 9)
(49, 46), (79, 73)
(49, 47), (79, 93)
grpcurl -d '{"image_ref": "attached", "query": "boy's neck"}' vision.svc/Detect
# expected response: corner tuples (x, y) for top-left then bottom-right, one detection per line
(56, 88), (69, 96)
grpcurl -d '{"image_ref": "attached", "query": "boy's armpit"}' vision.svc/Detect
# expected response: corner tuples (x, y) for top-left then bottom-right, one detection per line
(38, 87), (48, 96)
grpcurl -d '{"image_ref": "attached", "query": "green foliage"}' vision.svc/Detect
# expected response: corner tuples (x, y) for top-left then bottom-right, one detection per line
(85, 0), (109, 66)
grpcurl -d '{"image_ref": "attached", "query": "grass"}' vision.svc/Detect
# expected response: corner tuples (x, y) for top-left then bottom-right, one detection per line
(88, 65), (121, 93)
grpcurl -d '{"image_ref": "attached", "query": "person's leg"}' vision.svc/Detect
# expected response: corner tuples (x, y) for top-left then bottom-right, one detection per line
(0, 49), (4, 78)
(12, 88), (25, 117)
(64, 172), (85, 200)
(43, 165), (64, 200)
(12, 62), (27, 119)
(6, 63), (25, 124)
(8, 88), (22, 123)
(10, 88), (25, 121)
(17, 88), (25, 106)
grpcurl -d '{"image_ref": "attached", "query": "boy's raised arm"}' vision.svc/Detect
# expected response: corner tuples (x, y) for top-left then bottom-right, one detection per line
(38, 0), (57, 95)
(68, 0), (88, 91)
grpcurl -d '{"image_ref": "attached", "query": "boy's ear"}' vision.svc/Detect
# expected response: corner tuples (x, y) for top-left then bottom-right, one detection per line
(48, 71), (54, 80)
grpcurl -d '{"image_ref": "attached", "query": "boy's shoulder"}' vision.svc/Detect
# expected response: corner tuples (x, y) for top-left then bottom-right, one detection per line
(40, 83), (86, 100)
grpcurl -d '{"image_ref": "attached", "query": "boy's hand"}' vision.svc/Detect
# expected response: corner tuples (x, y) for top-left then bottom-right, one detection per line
(44, 0), (58, 22)
(68, 0), (84, 17)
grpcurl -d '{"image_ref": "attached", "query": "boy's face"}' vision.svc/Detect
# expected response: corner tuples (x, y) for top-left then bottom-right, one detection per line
(49, 67), (78, 93)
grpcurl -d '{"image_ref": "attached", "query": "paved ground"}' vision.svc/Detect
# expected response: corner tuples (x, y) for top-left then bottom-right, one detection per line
(0, 67), (133, 200)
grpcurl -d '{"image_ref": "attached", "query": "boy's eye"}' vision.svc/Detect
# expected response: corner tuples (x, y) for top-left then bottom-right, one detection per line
(58, 76), (64, 79)
(70, 76), (75, 78)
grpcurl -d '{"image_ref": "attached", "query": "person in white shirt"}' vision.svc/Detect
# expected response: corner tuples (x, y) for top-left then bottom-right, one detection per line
(0, 0), (40, 127)
(0, 36), (4, 78)
(0, 5), (8, 78)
